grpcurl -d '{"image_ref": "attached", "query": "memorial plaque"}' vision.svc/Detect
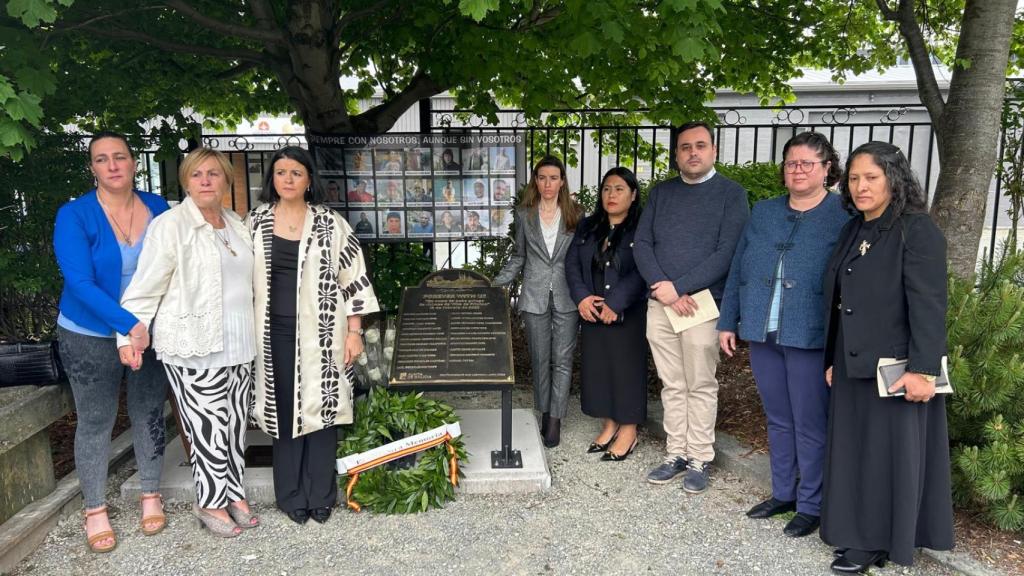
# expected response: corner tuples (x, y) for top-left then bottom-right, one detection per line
(389, 269), (514, 387)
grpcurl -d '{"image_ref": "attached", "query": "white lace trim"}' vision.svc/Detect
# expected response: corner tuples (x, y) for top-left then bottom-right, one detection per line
(153, 310), (224, 358)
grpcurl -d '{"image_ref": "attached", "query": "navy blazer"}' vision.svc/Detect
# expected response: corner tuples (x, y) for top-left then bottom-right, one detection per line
(565, 215), (648, 316)
(822, 208), (947, 379)
(717, 193), (851, 349)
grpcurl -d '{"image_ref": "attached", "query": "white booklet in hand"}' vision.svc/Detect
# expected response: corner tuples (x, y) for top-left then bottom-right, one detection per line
(663, 289), (720, 334)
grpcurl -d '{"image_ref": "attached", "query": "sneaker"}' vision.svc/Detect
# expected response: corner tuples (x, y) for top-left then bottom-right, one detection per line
(646, 455), (688, 484)
(682, 460), (710, 494)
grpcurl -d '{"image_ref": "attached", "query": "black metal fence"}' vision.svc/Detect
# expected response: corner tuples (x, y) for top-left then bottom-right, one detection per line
(127, 98), (1019, 268)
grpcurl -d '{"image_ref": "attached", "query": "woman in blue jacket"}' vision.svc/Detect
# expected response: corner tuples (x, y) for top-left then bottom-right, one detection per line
(53, 132), (170, 553)
(718, 132), (850, 537)
(566, 167), (647, 460)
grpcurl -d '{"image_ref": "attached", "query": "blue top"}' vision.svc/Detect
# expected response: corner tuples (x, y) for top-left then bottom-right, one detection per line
(717, 193), (851, 349)
(57, 239), (146, 337)
(633, 174), (749, 301)
(54, 190), (170, 336)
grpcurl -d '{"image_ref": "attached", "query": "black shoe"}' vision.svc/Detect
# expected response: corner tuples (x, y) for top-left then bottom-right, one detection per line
(310, 506), (332, 524)
(540, 412), (550, 438)
(286, 508), (309, 525)
(542, 417), (561, 448)
(745, 497), (796, 519)
(833, 548), (847, 559)
(600, 438), (638, 461)
(587, 432), (618, 453)
(830, 550), (887, 574)
(783, 512), (820, 537)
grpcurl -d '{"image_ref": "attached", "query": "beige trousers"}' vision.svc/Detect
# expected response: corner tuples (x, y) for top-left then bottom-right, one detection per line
(646, 300), (721, 462)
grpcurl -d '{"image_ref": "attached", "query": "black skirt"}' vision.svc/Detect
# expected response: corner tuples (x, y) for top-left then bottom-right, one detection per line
(579, 299), (647, 424)
(819, 327), (955, 566)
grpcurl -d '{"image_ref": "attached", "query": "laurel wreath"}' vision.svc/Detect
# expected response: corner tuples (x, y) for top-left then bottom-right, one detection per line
(337, 387), (467, 514)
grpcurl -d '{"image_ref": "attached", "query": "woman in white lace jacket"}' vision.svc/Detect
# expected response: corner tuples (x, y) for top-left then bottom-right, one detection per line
(118, 147), (259, 538)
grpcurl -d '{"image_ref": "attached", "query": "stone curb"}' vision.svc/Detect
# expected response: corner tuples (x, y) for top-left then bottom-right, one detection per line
(0, 405), (176, 574)
(644, 403), (1007, 576)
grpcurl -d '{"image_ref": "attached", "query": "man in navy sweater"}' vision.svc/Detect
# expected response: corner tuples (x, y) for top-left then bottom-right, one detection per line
(634, 122), (749, 493)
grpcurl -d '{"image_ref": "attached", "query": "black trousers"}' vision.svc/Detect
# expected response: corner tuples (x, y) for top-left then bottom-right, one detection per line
(270, 325), (338, 512)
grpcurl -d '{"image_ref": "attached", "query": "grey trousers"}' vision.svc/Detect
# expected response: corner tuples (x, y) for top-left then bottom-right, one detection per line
(58, 326), (168, 508)
(521, 300), (579, 419)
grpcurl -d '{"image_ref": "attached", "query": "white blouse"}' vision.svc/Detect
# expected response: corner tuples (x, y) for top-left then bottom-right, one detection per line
(160, 223), (255, 369)
(540, 209), (561, 258)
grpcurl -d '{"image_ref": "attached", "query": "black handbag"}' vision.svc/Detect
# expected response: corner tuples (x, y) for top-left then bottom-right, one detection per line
(0, 341), (65, 387)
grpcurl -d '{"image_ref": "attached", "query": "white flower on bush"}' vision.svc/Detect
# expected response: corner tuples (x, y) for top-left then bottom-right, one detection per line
(365, 328), (381, 344)
(356, 353), (368, 366)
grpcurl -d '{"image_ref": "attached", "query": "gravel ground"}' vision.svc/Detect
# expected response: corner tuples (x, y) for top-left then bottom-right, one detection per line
(12, 391), (957, 576)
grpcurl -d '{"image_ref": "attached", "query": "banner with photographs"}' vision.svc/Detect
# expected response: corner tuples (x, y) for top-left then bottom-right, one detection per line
(307, 132), (525, 242)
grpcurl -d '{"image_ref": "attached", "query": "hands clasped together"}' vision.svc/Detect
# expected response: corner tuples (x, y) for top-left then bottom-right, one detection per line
(118, 321), (149, 370)
(578, 295), (618, 324)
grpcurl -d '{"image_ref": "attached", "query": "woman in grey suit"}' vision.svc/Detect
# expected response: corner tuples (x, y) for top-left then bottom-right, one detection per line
(494, 156), (583, 447)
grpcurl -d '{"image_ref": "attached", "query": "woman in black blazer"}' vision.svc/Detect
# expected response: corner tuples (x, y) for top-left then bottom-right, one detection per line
(820, 142), (953, 573)
(565, 167), (647, 460)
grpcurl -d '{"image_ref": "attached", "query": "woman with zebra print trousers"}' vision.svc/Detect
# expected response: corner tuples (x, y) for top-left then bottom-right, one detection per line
(119, 148), (259, 538)
(248, 147), (379, 525)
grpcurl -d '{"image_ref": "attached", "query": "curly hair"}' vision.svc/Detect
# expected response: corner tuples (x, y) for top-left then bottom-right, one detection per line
(780, 131), (842, 188)
(839, 141), (927, 218)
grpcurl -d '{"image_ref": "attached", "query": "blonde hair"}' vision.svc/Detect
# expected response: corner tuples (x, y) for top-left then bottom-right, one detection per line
(178, 147), (235, 193)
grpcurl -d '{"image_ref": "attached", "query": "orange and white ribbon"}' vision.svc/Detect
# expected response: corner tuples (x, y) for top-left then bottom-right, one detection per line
(337, 422), (462, 511)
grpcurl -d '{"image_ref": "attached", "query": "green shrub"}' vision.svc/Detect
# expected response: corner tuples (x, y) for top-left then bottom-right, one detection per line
(0, 133), (91, 341)
(946, 246), (1024, 532)
(715, 161), (788, 208)
(365, 242), (433, 312)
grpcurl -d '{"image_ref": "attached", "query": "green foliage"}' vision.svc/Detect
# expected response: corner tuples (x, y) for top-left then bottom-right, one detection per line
(715, 162), (788, 208)
(337, 387), (467, 514)
(0, 131), (90, 341)
(998, 81), (1024, 251)
(947, 247), (1024, 531)
(366, 242), (434, 312)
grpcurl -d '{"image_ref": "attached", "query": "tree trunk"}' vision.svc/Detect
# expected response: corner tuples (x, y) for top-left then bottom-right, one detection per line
(929, 0), (1017, 278)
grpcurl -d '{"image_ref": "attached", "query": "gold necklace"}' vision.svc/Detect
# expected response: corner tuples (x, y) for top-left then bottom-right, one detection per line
(215, 227), (237, 257)
(97, 191), (136, 245)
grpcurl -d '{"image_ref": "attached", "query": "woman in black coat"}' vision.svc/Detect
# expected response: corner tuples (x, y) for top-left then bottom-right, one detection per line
(565, 167), (647, 460)
(820, 142), (953, 573)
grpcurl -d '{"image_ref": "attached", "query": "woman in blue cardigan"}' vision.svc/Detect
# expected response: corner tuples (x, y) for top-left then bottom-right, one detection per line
(565, 167), (647, 460)
(718, 132), (851, 537)
(53, 132), (170, 553)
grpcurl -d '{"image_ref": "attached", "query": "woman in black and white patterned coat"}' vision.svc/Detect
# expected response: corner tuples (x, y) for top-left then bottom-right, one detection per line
(248, 147), (380, 525)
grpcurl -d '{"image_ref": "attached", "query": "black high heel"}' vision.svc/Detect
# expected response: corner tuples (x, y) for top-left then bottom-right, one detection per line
(601, 438), (638, 461)
(540, 413), (550, 438)
(829, 550), (887, 574)
(587, 431), (618, 453)
(542, 417), (561, 448)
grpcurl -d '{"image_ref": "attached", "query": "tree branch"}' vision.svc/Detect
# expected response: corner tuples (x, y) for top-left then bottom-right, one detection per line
(164, 0), (284, 45)
(78, 25), (267, 63)
(357, 71), (445, 131)
(880, 0), (945, 122)
(214, 60), (260, 80)
(334, 0), (395, 46)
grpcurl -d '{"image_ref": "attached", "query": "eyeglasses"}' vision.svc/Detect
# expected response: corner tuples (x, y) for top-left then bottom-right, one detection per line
(783, 160), (826, 173)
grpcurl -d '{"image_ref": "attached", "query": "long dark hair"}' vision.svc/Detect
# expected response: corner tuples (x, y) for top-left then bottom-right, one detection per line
(780, 131), (842, 188)
(584, 167), (641, 252)
(839, 141), (927, 218)
(260, 146), (326, 204)
(517, 155), (582, 232)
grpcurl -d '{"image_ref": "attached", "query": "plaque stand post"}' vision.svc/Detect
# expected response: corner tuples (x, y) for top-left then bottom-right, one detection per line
(490, 387), (522, 468)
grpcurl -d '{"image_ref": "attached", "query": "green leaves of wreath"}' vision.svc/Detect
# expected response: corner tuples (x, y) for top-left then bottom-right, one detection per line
(338, 387), (468, 514)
